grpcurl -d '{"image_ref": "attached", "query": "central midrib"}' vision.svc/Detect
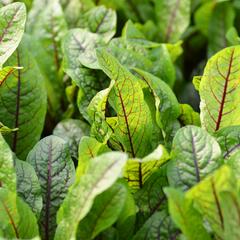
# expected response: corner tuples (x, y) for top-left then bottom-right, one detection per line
(44, 140), (53, 240)
(215, 49), (235, 131)
(115, 83), (135, 158)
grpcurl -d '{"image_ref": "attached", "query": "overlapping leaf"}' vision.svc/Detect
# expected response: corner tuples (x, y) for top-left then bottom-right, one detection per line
(0, 66), (19, 86)
(0, 188), (39, 239)
(87, 84), (114, 143)
(208, 2), (235, 56)
(78, 5), (117, 41)
(96, 49), (153, 158)
(77, 136), (110, 177)
(27, 136), (75, 240)
(186, 165), (239, 239)
(15, 159), (42, 217)
(61, 0), (94, 27)
(134, 167), (168, 220)
(28, 0), (67, 117)
(124, 145), (169, 190)
(165, 188), (211, 240)
(62, 30), (109, 120)
(199, 46), (240, 133)
(78, 182), (127, 239)
(0, 36), (47, 159)
(168, 126), (222, 190)
(179, 104), (201, 127)
(53, 119), (90, 159)
(0, 2), (26, 67)
(0, 133), (15, 191)
(132, 210), (178, 240)
(133, 68), (180, 146)
(215, 126), (240, 159)
(133, 68), (180, 129)
(55, 152), (127, 240)
(154, 0), (191, 42)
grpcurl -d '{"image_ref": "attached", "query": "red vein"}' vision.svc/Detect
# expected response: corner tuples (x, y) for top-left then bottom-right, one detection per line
(95, 9), (108, 33)
(44, 140), (53, 240)
(211, 179), (224, 230)
(115, 82), (135, 158)
(0, 6), (20, 43)
(165, 0), (181, 42)
(1, 200), (19, 238)
(215, 49), (235, 131)
(0, 68), (15, 86)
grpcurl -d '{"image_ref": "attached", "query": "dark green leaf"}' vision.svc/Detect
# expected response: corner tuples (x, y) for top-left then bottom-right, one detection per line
(0, 36), (47, 159)
(168, 126), (222, 190)
(27, 136), (75, 240)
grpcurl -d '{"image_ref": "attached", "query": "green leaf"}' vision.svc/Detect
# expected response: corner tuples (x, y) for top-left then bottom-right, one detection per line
(219, 191), (240, 240)
(78, 5), (117, 42)
(53, 119), (90, 159)
(0, 188), (39, 239)
(199, 46), (240, 133)
(64, 29), (106, 69)
(55, 152), (127, 240)
(208, 2), (235, 56)
(148, 46), (176, 87)
(154, 0), (191, 42)
(0, 2), (26, 67)
(134, 167), (168, 220)
(124, 145), (169, 190)
(61, 0), (94, 27)
(215, 126), (240, 159)
(27, 136), (75, 240)
(168, 126), (222, 190)
(186, 165), (235, 239)
(15, 159), (42, 217)
(0, 66), (20, 86)
(132, 210), (178, 240)
(133, 68), (180, 141)
(179, 104), (201, 127)
(227, 151), (240, 179)
(165, 188), (211, 240)
(123, 20), (160, 48)
(166, 40), (183, 62)
(0, 133), (15, 191)
(98, 0), (152, 23)
(0, 36), (47, 159)
(29, 0), (67, 71)
(87, 84), (114, 143)
(77, 136), (110, 178)
(28, 0), (68, 117)
(192, 75), (201, 91)
(77, 182), (127, 239)
(62, 30), (109, 120)
(96, 49), (153, 158)
(106, 38), (176, 86)
(226, 27), (240, 46)
(116, 181), (136, 240)
(194, 1), (215, 37)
